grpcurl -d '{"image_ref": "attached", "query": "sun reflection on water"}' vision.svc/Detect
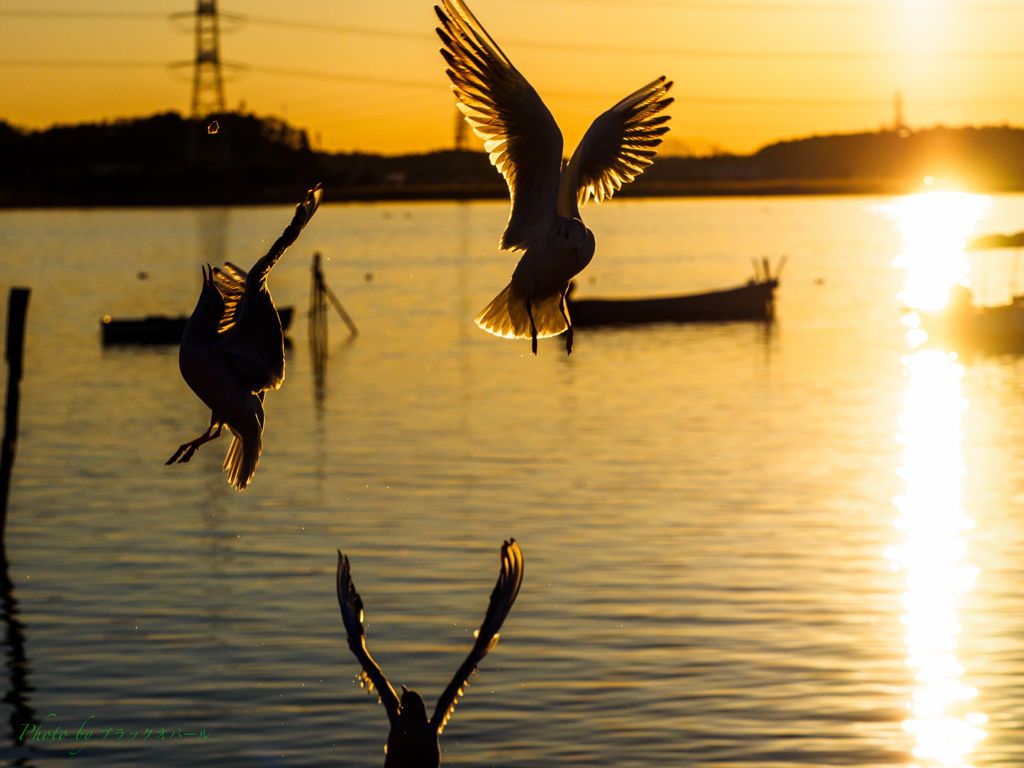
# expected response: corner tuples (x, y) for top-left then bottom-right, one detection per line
(884, 192), (988, 768)
(887, 193), (988, 313)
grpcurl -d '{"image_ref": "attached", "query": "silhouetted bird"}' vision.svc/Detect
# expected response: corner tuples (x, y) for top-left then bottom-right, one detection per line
(336, 539), (524, 767)
(167, 185), (322, 490)
(436, 0), (673, 355)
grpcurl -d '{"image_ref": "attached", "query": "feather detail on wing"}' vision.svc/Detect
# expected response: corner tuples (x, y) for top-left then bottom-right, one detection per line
(558, 77), (673, 220)
(431, 539), (523, 735)
(435, 0), (562, 251)
(336, 552), (401, 726)
(212, 262), (247, 333)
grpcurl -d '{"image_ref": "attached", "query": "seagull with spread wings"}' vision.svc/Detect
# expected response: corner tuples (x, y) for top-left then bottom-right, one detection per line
(336, 540), (524, 767)
(166, 184), (322, 490)
(436, 0), (673, 355)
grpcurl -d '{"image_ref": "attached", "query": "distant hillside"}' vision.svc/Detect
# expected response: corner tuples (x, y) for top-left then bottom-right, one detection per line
(0, 112), (501, 207)
(643, 126), (1024, 194)
(2, 111), (1024, 207)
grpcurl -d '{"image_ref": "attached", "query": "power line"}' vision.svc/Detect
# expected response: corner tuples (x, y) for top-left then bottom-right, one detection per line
(494, 0), (1024, 11)
(7, 7), (1024, 60)
(242, 14), (423, 41)
(0, 9), (165, 19)
(239, 63), (440, 91)
(6, 2), (1024, 15)
(234, 14), (1024, 60)
(9, 57), (1024, 110)
(0, 58), (167, 68)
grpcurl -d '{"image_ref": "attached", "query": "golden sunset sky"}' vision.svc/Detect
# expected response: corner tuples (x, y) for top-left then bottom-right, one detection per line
(2, 0), (1024, 156)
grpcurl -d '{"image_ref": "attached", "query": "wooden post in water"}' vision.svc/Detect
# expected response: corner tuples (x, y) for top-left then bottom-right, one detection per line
(311, 253), (359, 338)
(309, 253), (329, 400)
(0, 289), (30, 540)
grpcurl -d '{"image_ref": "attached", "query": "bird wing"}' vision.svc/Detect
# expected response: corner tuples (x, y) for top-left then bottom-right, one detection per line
(221, 185), (322, 392)
(239, 184), (322, 294)
(436, 0), (563, 251)
(431, 539), (524, 735)
(557, 77), (673, 220)
(212, 262), (247, 333)
(336, 552), (401, 726)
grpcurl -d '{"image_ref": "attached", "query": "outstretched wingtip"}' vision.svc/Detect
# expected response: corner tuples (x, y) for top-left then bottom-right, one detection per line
(294, 184), (322, 230)
(334, 550), (402, 723)
(430, 538), (524, 734)
(499, 538), (524, 606)
(336, 551), (353, 609)
(305, 183), (323, 221)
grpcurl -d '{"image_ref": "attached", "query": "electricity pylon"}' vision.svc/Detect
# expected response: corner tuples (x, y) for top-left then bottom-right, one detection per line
(454, 109), (468, 151)
(190, 0), (226, 117)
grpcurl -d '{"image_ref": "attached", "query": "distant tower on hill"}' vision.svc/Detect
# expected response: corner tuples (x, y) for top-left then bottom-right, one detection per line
(454, 109), (468, 151)
(190, 0), (226, 117)
(893, 90), (908, 134)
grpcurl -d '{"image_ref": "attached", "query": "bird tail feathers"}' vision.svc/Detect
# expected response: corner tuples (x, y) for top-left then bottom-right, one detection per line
(474, 283), (568, 340)
(223, 424), (262, 491)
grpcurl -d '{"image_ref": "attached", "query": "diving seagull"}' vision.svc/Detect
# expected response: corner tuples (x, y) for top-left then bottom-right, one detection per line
(336, 539), (524, 767)
(436, 0), (673, 355)
(166, 184), (322, 490)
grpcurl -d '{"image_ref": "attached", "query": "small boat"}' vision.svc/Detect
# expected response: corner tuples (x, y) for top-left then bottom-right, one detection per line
(101, 306), (294, 345)
(917, 285), (1024, 352)
(967, 231), (1024, 250)
(566, 259), (782, 328)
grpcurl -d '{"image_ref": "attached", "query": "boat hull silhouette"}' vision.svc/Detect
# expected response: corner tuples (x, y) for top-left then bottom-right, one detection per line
(566, 279), (777, 327)
(919, 297), (1024, 353)
(101, 306), (294, 345)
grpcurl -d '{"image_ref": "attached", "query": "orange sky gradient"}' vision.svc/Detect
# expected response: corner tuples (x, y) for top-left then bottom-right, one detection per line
(3, 0), (1024, 156)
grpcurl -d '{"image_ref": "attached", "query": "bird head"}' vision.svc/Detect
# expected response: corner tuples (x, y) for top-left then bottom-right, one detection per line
(557, 218), (595, 271)
(399, 686), (429, 725)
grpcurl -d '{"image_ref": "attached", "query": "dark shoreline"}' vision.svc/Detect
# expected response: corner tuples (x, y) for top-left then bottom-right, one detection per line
(1, 178), (1013, 210)
(6, 111), (1024, 208)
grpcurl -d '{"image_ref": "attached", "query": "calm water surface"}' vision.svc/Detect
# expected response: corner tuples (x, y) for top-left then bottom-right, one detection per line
(2, 194), (1024, 767)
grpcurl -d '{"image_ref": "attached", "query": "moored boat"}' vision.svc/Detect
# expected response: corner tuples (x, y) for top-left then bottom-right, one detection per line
(917, 285), (1024, 352)
(566, 259), (782, 328)
(101, 306), (294, 345)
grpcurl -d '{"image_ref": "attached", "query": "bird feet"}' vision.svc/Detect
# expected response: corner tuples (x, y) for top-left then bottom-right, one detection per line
(166, 424), (222, 465)
(559, 289), (573, 356)
(526, 297), (538, 356)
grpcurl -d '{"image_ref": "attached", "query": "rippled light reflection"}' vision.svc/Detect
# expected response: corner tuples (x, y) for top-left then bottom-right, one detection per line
(885, 193), (987, 768)
(884, 192), (989, 313)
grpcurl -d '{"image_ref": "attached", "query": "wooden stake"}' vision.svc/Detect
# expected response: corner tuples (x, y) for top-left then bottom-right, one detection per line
(312, 253), (358, 338)
(1, 289), (30, 539)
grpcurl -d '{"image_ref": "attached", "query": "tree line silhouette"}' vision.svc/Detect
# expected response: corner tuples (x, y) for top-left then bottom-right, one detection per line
(2, 111), (1023, 206)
